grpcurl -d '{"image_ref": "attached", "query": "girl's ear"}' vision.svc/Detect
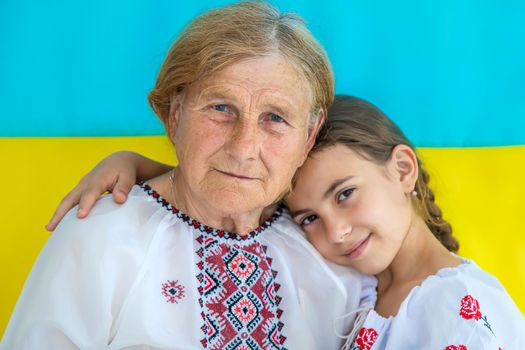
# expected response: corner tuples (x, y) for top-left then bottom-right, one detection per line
(299, 109), (326, 166)
(167, 95), (182, 144)
(390, 144), (419, 193)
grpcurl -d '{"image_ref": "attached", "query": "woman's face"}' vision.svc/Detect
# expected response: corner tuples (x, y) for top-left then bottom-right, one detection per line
(285, 144), (416, 275)
(170, 54), (319, 216)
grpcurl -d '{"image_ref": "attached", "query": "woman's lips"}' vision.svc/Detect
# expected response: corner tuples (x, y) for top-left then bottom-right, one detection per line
(343, 234), (371, 259)
(216, 169), (256, 180)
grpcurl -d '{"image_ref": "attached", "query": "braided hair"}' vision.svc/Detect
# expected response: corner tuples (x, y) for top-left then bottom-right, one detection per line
(311, 95), (458, 252)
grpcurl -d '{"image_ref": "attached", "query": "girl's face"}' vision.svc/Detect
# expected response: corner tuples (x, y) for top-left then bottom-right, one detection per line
(285, 144), (417, 275)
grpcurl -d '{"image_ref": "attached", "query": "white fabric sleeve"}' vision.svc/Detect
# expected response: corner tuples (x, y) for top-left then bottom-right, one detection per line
(358, 274), (377, 309)
(388, 271), (525, 350)
(1, 198), (147, 350)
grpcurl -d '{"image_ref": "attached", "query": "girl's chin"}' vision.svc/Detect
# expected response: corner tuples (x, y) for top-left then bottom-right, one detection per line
(354, 259), (391, 276)
(329, 256), (389, 276)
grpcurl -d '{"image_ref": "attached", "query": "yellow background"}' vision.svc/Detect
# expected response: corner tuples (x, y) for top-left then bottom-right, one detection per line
(1, 136), (524, 337)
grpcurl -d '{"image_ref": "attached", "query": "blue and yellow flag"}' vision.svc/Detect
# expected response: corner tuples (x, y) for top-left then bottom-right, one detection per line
(1, 0), (524, 335)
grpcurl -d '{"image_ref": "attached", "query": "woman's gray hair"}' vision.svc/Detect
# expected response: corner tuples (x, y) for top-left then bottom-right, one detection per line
(148, 1), (334, 131)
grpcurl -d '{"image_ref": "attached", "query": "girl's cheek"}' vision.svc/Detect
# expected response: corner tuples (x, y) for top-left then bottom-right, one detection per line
(353, 199), (380, 224)
(304, 230), (316, 245)
(305, 230), (321, 247)
(312, 233), (330, 254)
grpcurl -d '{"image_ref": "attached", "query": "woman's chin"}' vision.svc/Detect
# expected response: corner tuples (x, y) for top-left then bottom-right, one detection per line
(206, 188), (271, 217)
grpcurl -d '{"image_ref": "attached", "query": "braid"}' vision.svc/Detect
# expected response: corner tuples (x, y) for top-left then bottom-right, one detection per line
(415, 166), (459, 253)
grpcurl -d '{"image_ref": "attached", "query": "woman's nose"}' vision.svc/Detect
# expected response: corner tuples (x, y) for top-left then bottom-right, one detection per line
(224, 118), (261, 162)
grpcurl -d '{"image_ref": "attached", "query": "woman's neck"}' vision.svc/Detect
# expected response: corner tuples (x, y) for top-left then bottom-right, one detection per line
(375, 217), (461, 317)
(148, 170), (265, 235)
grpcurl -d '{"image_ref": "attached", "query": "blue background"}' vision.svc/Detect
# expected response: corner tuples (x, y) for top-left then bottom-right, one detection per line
(1, 0), (524, 146)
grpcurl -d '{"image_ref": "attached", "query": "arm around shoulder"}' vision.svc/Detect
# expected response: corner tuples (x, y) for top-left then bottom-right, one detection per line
(46, 150), (173, 232)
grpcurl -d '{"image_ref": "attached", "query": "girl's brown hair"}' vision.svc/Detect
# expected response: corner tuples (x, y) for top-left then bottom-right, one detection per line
(312, 95), (459, 252)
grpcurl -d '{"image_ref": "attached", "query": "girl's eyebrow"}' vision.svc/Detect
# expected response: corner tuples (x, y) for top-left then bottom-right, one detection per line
(291, 176), (355, 219)
(323, 176), (354, 199)
(291, 208), (310, 220)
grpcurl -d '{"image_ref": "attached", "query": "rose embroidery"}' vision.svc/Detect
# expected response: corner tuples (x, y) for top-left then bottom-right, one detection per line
(459, 294), (481, 320)
(444, 346), (467, 350)
(459, 295), (495, 336)
(353, 327), (378, 350)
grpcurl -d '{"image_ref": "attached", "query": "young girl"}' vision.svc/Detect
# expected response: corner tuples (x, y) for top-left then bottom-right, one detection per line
(284, 95), (525, 349)
(45, 95), (525, 349)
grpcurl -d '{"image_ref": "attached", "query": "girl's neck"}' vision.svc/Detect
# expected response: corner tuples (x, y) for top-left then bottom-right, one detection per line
(148, 170), (265, 235)
(375, 217), (461, 317)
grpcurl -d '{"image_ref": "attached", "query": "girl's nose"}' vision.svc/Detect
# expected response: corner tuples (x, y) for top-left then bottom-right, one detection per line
(325, 218), (352, 243)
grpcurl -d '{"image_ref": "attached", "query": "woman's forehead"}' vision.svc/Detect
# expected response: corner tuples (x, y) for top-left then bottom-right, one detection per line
(188, 55), (314, 109)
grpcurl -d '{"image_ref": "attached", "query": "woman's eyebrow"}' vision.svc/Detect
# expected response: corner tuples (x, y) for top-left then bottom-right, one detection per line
(197, 90), (236, 102)
(323, 176), (354, 199)
(257, 92), (295, 111)
(264, 104), (290, 118)
(261, 101), (303, 126)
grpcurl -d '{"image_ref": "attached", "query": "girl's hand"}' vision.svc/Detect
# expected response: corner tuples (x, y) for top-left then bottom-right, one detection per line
(45, 151), (173, 231)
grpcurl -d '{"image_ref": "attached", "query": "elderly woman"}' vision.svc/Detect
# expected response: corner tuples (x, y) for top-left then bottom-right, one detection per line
(1, 2), (367, 350)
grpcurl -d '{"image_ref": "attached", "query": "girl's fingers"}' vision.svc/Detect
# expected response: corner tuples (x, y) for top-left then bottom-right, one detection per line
(76, 189), (103, 219)
(45, 189), (82, 231)
(111, 173), (135, 204)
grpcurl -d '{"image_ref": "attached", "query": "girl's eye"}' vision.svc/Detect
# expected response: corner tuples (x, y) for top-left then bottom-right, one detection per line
(212, 104), (228, 112)
(301, 214), (318, 226)
(337, 188), (355, 202)
(269, 113), (285, 123)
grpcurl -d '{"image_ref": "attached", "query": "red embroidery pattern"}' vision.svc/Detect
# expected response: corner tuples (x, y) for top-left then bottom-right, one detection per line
(197, 241), (286, 349)
(459, 295), (495, 336)
(142, 184), (286, 349)
(444, 346), (467, 350)
(141, 183), (281, 242)
(459, 295), (481, 320)
(354, 327), (378, 350)
(161, 280), (185, 304)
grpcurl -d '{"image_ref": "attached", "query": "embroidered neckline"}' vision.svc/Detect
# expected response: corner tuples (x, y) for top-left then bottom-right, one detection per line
(139, 182), (283, 241)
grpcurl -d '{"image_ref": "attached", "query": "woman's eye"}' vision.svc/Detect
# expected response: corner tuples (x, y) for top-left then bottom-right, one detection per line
(212, 104), (228, 112)
(269, 113), (285, 123)
(337, 188), (355, 202)
(301, 214), (318, 226)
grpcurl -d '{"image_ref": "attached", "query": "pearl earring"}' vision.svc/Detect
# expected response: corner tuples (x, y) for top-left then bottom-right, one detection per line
(411, 190), (418, 197)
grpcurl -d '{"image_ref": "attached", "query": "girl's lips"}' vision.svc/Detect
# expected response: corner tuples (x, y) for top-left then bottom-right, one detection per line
(343, 234), (371, 259)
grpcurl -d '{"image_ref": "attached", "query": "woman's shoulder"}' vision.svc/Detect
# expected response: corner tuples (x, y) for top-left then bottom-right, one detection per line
(54, 184), (168, 248)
